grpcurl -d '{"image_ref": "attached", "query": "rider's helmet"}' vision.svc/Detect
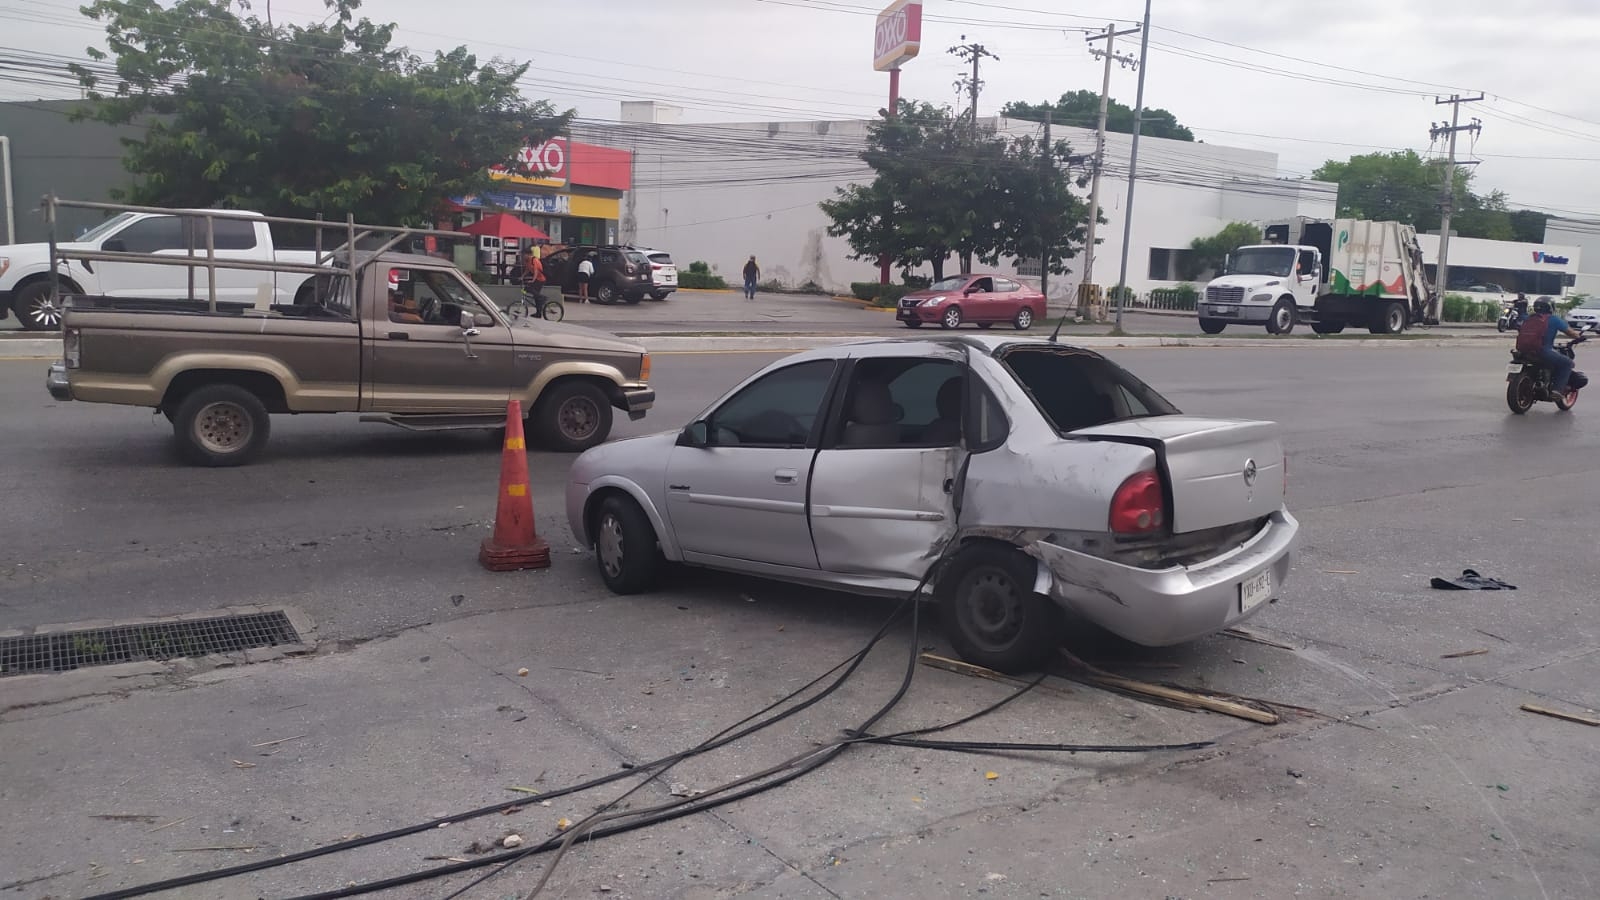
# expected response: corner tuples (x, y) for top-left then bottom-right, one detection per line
(1533, 298), (1554, 314)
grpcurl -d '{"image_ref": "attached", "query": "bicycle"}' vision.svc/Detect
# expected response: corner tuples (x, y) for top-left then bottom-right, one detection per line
(504, 283), (564, 323)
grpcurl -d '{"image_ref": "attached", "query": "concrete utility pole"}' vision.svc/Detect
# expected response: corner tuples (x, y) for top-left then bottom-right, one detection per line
(1040, 108), (1052, 300)
(1080, 22), (1140, 318)
(948, 36), (998, 131)
(1112, 0), (1152, 333)
(1429, 94), (1483, 323)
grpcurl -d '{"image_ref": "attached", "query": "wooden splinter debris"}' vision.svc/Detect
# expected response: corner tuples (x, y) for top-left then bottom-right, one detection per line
(251, 734), (307, 748)
(1440, 648), (1489, 659)
(1058, 651), (1281, 725)
(1519, 703), (1600, 727)
(1221, 627), (1298, 651)
(917, 653), (1074, 698)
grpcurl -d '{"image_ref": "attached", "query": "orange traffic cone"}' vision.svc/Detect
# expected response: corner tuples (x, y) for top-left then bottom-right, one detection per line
(479, 400), (551, 572)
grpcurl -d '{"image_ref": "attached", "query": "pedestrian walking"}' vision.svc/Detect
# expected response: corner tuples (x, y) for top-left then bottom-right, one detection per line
(742, 255), (760, 300)
(577, 253), (594, 302)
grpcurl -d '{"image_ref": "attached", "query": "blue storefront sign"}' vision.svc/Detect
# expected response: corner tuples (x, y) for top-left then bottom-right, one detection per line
(453, 189), (571, 215)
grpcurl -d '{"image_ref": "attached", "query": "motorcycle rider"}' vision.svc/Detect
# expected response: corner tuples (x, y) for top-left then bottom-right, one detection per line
(1512, 292), (1529, 322)
(1519, 297), (1584, 397)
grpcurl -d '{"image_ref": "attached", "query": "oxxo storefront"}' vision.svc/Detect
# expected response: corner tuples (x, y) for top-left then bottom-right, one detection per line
(446, 137), (632, 269)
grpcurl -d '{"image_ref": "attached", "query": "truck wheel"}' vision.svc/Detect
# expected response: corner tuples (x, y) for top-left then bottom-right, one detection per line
(1311, 321), (1345, 335)
(1372, 302), (1407, 335)
(1266, 299), (1296, 335)
(172, 384), (271, 466)
(937, 543), (1062, 674)
(1199, 318), (1226, 334)
(592, 494), (663, 594)
(536, 380), (613, 452)
(14, 281), (64, 331)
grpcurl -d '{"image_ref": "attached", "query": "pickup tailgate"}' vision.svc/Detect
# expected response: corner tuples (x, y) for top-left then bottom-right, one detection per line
(1071, 415), (1285, 534)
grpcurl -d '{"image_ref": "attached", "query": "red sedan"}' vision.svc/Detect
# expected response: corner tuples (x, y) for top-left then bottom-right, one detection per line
(895, 274), (1047, 330)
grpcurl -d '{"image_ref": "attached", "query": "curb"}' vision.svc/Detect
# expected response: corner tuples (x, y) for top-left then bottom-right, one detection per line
(0, 336), (61, 360)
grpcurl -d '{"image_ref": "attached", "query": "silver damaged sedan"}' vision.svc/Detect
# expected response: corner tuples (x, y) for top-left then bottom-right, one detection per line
(566, 336), (1299, 673)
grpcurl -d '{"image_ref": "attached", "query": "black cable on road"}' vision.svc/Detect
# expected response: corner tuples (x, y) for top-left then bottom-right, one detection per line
(82, 595), (919, 900)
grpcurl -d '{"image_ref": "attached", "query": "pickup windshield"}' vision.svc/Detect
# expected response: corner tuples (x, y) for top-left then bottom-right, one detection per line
(999, 346), (1180, 433)
(76, 212), (138, 243)
(1229, 247), (1295, 278)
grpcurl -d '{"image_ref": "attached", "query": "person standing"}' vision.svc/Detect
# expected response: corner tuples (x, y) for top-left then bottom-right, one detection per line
(742, 255), (760, 300)
(577, 253), (595, 303)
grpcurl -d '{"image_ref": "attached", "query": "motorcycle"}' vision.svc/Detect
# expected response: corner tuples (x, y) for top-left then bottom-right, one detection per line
(1497, 304), (1529, 333)
(1506, 326), (1590, 413)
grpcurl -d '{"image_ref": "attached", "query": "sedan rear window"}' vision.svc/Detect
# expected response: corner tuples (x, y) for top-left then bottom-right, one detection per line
(999, 347), (1179, 433)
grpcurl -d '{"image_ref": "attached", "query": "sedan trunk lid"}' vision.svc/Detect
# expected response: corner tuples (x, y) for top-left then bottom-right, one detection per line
(1071, 416), (1284, 534)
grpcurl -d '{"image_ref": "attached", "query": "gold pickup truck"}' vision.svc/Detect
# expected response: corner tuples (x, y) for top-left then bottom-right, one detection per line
(45, 251), (654, 466)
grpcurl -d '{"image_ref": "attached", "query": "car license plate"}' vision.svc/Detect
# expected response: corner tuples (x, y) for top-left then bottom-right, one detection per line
(1239, 570), (1272, 612)
(1506, 363), (1522, 374)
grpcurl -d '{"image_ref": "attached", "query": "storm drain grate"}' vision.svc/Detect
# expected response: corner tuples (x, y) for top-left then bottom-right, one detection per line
(0, 612), (301, 677)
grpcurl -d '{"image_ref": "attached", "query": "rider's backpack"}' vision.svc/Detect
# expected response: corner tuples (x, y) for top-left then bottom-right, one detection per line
(1515, 313), (1550, 357)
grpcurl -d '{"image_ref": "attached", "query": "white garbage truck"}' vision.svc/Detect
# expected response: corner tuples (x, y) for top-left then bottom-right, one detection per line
(1199, 217), (1436, 335)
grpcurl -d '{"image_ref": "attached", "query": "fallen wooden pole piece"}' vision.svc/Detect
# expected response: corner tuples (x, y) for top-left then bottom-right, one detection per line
(1440, 648), (1489, 659)
(1058, 650), (1280, 725)
(917, 653), (1073, 697)
(1221, 628), (1298, 651)
(1520, 703), (1600, 727)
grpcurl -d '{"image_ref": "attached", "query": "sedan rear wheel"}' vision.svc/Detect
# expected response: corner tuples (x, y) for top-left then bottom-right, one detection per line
(1013, 308), (1034, 330)
(938, 543), (1062, 674)
(941, 306), (963, 329)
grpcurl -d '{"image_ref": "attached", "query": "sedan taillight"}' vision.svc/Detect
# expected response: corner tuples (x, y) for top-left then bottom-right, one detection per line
(1109, 470), (1165, 534)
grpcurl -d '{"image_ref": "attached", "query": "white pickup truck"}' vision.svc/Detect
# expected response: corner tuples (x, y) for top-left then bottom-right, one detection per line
(1, 209), (321, 330)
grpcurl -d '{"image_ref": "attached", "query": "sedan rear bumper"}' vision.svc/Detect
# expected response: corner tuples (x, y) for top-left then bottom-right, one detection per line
(1031, 509), (1299, 646)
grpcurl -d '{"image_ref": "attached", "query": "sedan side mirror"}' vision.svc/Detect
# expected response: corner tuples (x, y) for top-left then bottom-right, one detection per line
(681, 420), (710, 448)
(473, 312), (494, 328)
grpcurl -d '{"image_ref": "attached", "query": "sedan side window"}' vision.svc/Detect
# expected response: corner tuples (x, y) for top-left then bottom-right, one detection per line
(995, 278), (1021, 293)
(835, 358), (964, 448)
(707, 360), (837, 447)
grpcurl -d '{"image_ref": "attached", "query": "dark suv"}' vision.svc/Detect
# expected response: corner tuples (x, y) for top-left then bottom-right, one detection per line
(543, 245), (653, 305)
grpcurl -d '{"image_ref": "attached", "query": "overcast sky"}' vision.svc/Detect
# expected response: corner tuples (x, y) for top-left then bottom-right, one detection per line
(6, 0), (1600, 221)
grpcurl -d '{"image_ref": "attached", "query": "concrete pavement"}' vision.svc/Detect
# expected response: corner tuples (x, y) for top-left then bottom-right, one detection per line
(3, 345), (1598, 899)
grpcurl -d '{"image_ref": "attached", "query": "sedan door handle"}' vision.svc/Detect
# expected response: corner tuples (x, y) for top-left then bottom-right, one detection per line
(773, 469), (798, 484)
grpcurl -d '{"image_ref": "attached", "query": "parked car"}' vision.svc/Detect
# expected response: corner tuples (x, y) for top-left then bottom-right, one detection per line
(625, 246), (678, 300)
(565, 335), (1298, 673)
(542, 245), (653, 304)
(896, 274), (1046, 330)
(0, 209), (321, 331)
(1566, 296), (1600, 332)
(48, 250), (654, 465)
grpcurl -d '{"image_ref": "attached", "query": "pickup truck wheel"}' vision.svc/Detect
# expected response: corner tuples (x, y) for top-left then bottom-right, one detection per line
(1199, 318), (1226, 334)
(172, 384), (270, 466)
(1266, 299), (1296, 335)
(15, 281), (64, 331)
(937, 543), (1062, 674)
(593, 494), (663, 594)
(537, 380), (613, 452)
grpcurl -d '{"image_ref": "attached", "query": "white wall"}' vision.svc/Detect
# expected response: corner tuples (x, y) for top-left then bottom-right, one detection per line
(1543, 219), (1600, 296)
(581, 116), (1334, 300)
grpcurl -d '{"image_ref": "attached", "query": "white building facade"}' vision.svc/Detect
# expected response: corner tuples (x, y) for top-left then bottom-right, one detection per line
(579, 112), (1336, 301)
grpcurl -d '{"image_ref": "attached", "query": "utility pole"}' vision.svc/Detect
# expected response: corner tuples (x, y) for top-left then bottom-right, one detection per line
(1429, 94), (1483, 324)
(1080, 22), (1140, 319)
(948, 36), (998, 131)
(1040, 108), (1052, 300)
(1112, 0), (1152, 333)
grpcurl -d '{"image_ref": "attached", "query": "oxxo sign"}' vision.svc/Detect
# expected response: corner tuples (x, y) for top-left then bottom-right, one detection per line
(873, 0), (923, 72)
(490, 137), (569, 187)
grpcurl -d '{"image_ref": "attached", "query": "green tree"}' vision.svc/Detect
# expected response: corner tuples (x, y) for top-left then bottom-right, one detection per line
(1312, 150), (1467, 233)
(71, 0), (569, 224)
(1001, 90), (1194, 142)
(1182, 221), (1262, 280)
(820, 100), (1086, 281)
(1508, 208), (1550, 244)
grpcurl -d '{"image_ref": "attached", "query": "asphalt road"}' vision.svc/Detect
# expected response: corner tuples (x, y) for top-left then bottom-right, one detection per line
(3, 341), (1597, 898)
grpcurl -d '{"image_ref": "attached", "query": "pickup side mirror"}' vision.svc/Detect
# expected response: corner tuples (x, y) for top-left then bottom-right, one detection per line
(458, 309), (480, 338)
(473, 312), (494, 328)
(102, 238), (126, 253)
(680, 420), (710, 448)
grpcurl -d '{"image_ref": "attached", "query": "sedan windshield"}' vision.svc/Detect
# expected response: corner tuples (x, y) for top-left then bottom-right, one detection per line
(929, 276), (969, 292)
(1229, 247), (1295, 278)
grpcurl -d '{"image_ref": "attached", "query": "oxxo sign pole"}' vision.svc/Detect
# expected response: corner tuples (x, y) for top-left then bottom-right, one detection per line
(873, 0), (922, 285)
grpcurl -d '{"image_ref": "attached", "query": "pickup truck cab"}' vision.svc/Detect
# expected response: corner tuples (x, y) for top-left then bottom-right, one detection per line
(2, 209), (320, 330)
(46, 251), (654, 466)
